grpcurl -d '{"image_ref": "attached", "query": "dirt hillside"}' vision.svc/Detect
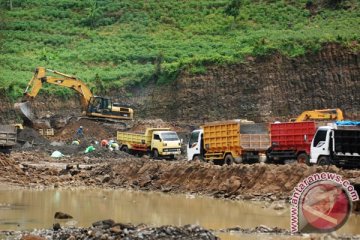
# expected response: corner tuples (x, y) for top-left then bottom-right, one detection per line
(0, 44), (359, 124)
(121, 44), (359, 122)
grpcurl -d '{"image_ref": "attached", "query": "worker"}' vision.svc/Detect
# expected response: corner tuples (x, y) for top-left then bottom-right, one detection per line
(110, 142), (119, 151)
(101, 139), (108, 147)
(76, 126), (84, 138)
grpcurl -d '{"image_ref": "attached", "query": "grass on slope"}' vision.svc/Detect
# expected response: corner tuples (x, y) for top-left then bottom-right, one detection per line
(0, 0), (359, 99)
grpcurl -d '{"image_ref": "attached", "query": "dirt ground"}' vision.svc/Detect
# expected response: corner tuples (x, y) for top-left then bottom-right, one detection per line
(2, 119), (360, 239)
(2, 149), (360, 203)
(4, 118), (360, 202)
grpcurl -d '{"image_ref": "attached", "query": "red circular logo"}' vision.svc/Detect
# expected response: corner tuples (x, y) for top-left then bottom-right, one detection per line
(300, 181), (351, 232)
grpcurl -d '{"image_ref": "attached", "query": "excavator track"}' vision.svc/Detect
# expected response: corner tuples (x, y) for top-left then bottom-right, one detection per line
(75, 116), (130, 130)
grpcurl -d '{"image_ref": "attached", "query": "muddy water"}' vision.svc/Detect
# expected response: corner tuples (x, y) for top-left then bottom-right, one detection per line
(0, 188), (359, 239)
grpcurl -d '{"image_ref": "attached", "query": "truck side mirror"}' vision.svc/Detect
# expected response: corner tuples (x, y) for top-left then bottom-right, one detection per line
(180, 139), (183, 144)
(304, 134), (308, 142)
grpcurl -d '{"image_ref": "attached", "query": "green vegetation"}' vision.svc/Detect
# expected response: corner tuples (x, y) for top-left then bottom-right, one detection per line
(0, 0), (359, 99)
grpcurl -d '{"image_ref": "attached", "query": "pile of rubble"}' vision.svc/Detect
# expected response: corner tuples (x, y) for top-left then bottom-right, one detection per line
(5, 220), (218, 240)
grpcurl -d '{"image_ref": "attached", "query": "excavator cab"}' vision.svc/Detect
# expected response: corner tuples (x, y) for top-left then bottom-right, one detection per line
(87, 96), (133, 120)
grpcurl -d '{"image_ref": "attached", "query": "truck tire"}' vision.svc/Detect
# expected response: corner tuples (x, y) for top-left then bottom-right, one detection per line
(0, 147), (11, 155)
(297, 153), (309, 165)
(121, 145), (129, 153)
(153, 149), (159, 159)
(318, 156), (331, 166)
(224, 154), (234, 165)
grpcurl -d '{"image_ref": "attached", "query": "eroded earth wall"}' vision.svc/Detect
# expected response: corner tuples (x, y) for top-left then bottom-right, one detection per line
(124, 44), (360, 122)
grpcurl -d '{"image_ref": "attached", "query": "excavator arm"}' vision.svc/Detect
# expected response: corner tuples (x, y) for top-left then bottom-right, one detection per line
(294, 108), (344, 122)
(23, 67), (93, 111)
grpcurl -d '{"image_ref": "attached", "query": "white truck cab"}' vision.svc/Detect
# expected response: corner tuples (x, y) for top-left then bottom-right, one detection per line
(187, 129), (203, 161)
(310, 124), (360, 166)
(309, 126), (332, 165)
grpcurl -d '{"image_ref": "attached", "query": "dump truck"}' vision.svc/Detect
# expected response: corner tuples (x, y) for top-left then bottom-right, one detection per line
(0, 125), (17, 154)
(266, 121), (316, 164)
(117, 128), (182, 159)
(310, 122), (360, 167)
(187, 120), (270, 164)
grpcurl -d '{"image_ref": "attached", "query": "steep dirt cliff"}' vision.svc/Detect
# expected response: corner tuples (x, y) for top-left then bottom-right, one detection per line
(1, 44), (359, 124)
(123, 44), (360, 122)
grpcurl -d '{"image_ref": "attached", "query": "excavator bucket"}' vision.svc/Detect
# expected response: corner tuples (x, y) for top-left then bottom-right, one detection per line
(14, 101), (51, 128)
(14, 101), (35, 123)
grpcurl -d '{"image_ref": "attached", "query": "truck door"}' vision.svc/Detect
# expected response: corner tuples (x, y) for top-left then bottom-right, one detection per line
(187, 130), (201, 161)
(151, 133), (162, 153)
(310, 129), (330, 164)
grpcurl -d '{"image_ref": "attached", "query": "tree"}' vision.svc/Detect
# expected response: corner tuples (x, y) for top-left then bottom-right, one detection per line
(224, 0), (242, 21)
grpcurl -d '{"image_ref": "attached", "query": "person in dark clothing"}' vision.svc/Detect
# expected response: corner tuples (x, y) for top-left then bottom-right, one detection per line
(76, 126), (84, 138)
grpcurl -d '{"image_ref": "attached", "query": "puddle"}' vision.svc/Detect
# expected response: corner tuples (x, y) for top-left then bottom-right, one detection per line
(0, 188), (359, 239)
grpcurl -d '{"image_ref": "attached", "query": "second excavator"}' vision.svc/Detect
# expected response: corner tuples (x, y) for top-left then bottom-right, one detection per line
(15, 67), (134, 126)
(290, 108), (344, 122)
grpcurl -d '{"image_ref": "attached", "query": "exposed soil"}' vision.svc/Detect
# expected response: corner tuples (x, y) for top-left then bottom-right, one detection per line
(2, 150), (360, 203)
(120, 44), (360, 122)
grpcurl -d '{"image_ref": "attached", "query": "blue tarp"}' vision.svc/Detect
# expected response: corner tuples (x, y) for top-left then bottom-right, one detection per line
(336, 121), (360, 126)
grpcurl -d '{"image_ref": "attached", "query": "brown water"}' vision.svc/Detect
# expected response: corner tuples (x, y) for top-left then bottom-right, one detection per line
(0, 188), (359, 239)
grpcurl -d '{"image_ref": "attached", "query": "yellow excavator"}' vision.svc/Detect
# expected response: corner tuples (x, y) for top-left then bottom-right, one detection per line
(15, 67), (134, 126)
(290, 108), (344, 122)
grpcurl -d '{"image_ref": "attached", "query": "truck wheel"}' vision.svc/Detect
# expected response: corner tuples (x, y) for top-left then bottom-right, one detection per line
(297, 153), (309, 165)
(121, 146), (129, 153)
(0, 147), (11, 155)
(318, 156), (331, 166)
(153, 149), (159, 159)
(224, 154), (234, 165)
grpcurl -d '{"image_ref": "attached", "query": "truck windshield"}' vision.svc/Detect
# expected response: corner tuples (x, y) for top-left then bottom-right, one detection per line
(161, 132), (179, 141)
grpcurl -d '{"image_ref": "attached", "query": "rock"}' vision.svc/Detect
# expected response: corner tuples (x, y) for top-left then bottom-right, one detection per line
(51, 151), (64, 158)
(92, 219), (115, 229)
(83, 156), (90, 163)
(54, 211), (73, 219)
(110, 225), (122, 233)
(50, 141), (65, 147)
(273, 202), (285, 210)
(22, 142), (33, 148)
(102, 174), (111, 183)
(256, 225), (272, 233)
(53, 223), (61, 231)
(100, 234), (109, 240)
(20, 235), (45, 240)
